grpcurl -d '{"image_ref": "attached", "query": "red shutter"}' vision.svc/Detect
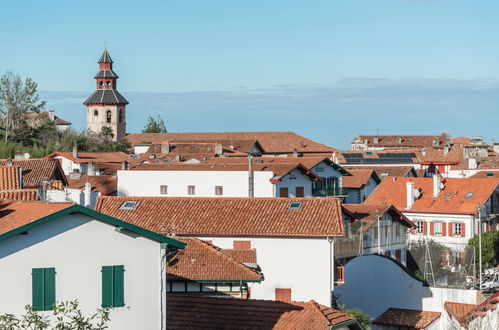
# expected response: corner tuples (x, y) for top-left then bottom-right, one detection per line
(461, 223), (466, 237)
(448, 223), (453, 237)
(233, 241), (251, 249)
(423, 221), (427, 235)
(430, 222), (434, 236)
(442, 222), (447, 236)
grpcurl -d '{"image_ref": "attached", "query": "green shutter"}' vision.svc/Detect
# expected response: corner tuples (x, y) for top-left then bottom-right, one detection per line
(113, 265), (125, 307)
(43, 268), (56, 310)
(102, 266), (113, 307)
(32, 268), (44, 311)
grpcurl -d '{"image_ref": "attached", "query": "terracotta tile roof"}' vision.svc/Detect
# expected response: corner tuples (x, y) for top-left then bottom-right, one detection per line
(445, 292), (499, 327)
(444, 302), (477, 326)
(95, 197), (344, 238)
(66, 175), (117, 195)
(373, 308), (441, 329)
(365, 177), (499, 215)
(355, 135), (447, 148)
(166, 294), (355, 329)
(124, 132), (336, 154)
(167, 238), (262, 281)
(419, 146), (463, 164)
(129, 163), (319, 181)
(0, 166), (21, 190)
(0, 200), (72, 235)
(342, 203), (414, 232)
(221, 249), (257, 264)
(0, 189), (40, 201)
(452, 136), (473, 145)
(342, 169), (380, 188)
(0, 159), (67, 189)
(469, 171), (499, 178)
(344, 166), (416, 179)
(45, 151), (133, 164)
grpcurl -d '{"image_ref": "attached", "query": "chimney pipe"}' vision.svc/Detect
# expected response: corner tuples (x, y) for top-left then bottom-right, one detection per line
(160, 140), (170, 154)
(433, 174), (441, 197)
(73, 143), (78, 159)
(215, 143), (223, 156)
(41, 180), (50, 201)
(6, 159), (13, 166)
(84, 182), (92, 208)
(88, 162), (96, 176)
(406, 181), (415, 209)
(248, 156), (254, 198)
(122, 161), (128, 171)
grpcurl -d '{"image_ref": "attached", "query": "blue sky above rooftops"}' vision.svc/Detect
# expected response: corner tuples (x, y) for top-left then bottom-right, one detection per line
(1, 0), (499, 149)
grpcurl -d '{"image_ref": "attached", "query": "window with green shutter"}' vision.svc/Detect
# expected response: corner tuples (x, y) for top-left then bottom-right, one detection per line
(101, 265), (125, 307)
(32, 268), (56, 311)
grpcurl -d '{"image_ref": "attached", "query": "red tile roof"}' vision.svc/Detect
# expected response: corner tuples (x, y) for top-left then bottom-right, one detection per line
(342, 169), (380, 188)
(0, 166), (21, 190)
(0, 189), (40, 201)
(444, 302), (476, 326)
(344, 166), (416, 179)
(444, 292), (499, 327)
(221, 249), (257, 264)
(365, 177), (499, 215)
(342, 203), (414, 232)
(373, 308), (441, 329)
(124, 132), (336, 154)
(168, 238), (262, 281)
(0, 159), (67, 189)
(0, 201), (72, 235)
(95, 197), (344, 238)
(355, 135), (447, 148)
(166, 294), (355, 329)
(66, 175), (117, 195)
(45, 151), (133, 164)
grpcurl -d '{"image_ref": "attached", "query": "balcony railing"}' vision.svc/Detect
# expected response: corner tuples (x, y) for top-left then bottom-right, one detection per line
(312, 187), (348, 197)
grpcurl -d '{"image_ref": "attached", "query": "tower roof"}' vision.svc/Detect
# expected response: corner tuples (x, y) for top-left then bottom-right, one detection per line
(94, 70), (119, 79)
(98, 49), (113, 63)
(83, 89), (129, 105)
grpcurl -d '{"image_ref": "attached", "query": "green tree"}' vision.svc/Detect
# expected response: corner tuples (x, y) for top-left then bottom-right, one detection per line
(469, 230), (499, 269)
(101, 126), (115, 140)
(0, 300), (110, 330)
(142, 115), (167, 133)
(0, 71), (46, 143)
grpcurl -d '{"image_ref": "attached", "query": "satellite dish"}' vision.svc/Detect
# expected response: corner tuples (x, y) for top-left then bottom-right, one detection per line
(414, 189), (421, 198)
(439, 183), (444, 189)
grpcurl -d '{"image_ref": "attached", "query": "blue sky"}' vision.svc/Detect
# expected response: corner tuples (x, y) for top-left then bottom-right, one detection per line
(1, 0), (498, 148)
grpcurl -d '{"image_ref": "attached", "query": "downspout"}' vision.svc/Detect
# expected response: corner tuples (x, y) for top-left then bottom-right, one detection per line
(160, 245), (168, 330)
(248, 156), (254, 197)
(328, 237), (334, 307)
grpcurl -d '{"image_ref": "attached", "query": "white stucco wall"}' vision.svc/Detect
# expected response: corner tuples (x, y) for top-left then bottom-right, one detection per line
(117, 170), (314, 198)
(193, 236), (334, 306)
(46, 188), (100, 209)
(50, 156), (80, 175)
(0, 214), (165, 330)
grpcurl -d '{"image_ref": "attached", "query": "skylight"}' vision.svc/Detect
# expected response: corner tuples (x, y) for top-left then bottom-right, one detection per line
(120, 201), (138, 210)
(465, 192), (474, 198)
(289, 202), (302, 210)
(486, 173), (494, 177)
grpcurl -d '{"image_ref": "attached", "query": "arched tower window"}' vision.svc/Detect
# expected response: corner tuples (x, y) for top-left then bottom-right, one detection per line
(106, 110), (112, 123)
(94, 109), (98, 116)
(119, 109), (123, 123)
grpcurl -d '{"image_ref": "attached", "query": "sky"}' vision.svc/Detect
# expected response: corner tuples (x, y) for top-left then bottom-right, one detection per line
(1, 0), (498, 149)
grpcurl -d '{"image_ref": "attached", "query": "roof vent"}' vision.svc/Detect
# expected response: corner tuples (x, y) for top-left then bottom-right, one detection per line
(120, 201), (138, 210)
(289, 202), (302, 210)
(465, 192), (474, 198)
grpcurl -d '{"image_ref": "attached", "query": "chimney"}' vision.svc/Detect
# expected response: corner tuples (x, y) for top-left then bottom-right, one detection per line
(73, 143), (78, 159)
(84, 182), (92, 208)
(444, 145), (449, 155)
(41, 180), (50, 201)
(468, 158), (477, 169)
(122, 161), (129, 171)
(373, 137), (379, 144)
(248, 156), (254, 198)
(214, 143), (223, 156)
(494, 143), (499, 154)
(87, 162), (96, 176)
(48, 110), (55, 121)
(433, 174), (441, 197)
(6, 159), (13, 166)
(421, 148), (427, 157)
(406, 181), (415, 209)
(160, 140), (170, 154)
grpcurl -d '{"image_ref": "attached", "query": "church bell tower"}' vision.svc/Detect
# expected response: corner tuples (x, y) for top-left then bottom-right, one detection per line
(83, 49), (128, 141)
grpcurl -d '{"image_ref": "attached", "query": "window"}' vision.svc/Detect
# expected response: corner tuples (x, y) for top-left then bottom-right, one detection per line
(118, 109), (123, 123)
(315, 167), (325, 173)
(215, 186), (223, 196)
(32, 268), (56, 311)
(295, 186), (304, 197)
(101, 265), (125, 307)
(188, 185), (196, 195)
(374, 227), (378, 240)
(396, 224), (401, 237)
(106, 110), (112, 123)
(434, 222), (442, 235)
(416, 221), (424, 233)
(275, 288), (291, 302)
(289, 202), (302, 210)
(160, 185), (168, 195)
(486, 173), (494, 177)
(279, 187), (289, 197)
(119, 201), (137, 210)
(94, 109), (99, 116)
(453, 223), (462, 236)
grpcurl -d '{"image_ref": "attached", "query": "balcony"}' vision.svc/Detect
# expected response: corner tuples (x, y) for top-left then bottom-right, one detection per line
(312, 187), (348, 197)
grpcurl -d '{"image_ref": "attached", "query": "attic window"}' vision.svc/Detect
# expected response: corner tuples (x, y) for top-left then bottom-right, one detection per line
(289, 202), (302, 210)
(465, 192), (474, 198)
(380, 173), (389, 177)
(486, 173), (494, 177)
(120, 201), (138, 210)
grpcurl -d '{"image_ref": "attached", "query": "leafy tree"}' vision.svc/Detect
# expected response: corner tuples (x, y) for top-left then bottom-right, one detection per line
(345, 308), (371, 330)
(0, 71), (46, 143)
(0, 300), (110, 330)
(101, 126), (114, 140)
(469, 230), (499, 269)
(142, 115), (167, 133)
